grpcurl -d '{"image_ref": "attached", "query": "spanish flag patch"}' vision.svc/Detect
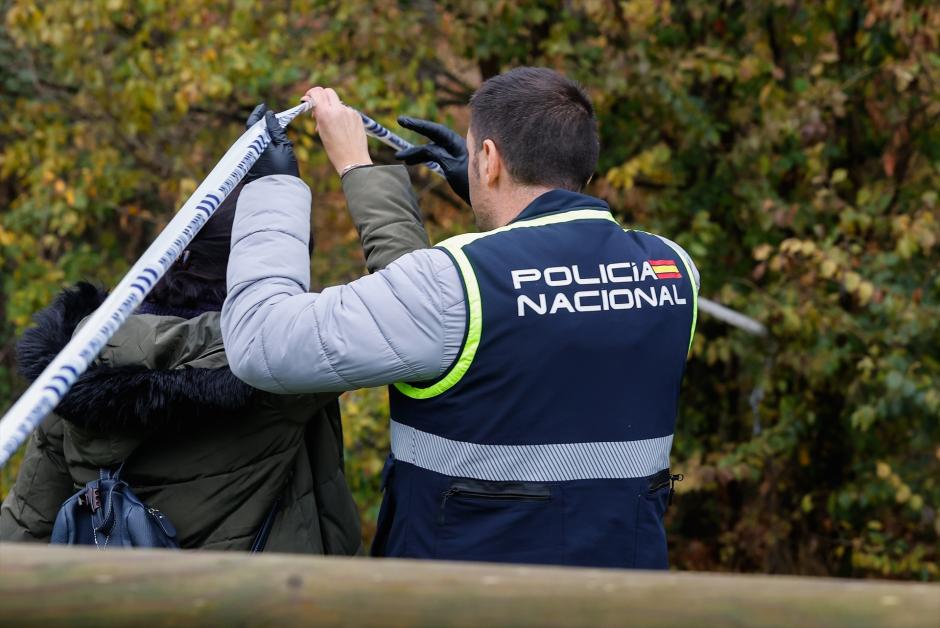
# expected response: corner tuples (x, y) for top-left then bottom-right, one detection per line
(649, 259), (682, 279)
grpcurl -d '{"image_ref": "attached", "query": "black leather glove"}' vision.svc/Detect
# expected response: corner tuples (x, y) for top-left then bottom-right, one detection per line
(243, 103), (299, 184)
(395, 116), (470, 205)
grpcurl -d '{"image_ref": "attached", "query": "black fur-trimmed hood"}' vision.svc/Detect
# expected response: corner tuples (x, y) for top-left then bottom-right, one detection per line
(15, 282), (255, 433)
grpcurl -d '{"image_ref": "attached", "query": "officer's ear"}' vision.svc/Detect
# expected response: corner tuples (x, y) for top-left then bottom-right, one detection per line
(481, 138), (502, 187)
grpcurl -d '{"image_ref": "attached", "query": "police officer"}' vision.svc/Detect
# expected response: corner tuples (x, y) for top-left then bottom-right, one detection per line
(221, 67), (699, 569)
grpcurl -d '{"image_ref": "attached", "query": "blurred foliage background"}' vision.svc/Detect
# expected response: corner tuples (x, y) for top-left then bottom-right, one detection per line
(1, 0), (938, 579)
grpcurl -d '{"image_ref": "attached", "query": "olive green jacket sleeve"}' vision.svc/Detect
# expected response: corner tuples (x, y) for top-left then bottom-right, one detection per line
(341, 165), (430, 273)
(0, 416), (72, 542)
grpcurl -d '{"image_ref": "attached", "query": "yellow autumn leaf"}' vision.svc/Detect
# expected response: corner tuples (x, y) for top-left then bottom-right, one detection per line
(843, 271), (861, 292)
(179, 178), (198, 197)
(780, 238), (800, 254)
(876, 461), (891, 478)
(753, 244), (773, 261)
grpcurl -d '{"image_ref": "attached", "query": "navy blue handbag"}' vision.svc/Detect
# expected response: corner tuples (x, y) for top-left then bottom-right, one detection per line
(50, 466), (179, 549)
(51, 465), (287, 551)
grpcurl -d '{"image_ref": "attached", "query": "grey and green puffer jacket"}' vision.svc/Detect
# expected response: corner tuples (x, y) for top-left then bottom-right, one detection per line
(0, 166), (429, 551)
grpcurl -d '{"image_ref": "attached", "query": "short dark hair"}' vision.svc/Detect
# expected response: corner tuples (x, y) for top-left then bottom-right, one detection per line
(146, 184), (242, 310)
(469, 67), (598, 191)
(147, 182), (314, 311)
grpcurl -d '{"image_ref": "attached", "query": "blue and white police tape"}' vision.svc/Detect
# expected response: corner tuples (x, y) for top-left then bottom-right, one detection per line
(0, 102), (316, 467)
(359, 112), (446, 176)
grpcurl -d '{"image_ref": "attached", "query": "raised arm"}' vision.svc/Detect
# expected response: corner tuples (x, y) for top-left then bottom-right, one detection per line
(343, 165), (430, 273)
(221, 174), (464, 394)
(304, 86), (432, 271)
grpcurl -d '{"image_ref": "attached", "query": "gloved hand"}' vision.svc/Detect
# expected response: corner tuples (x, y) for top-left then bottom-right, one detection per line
(395, 116), (470, 205)
(243, 103), (299, 184)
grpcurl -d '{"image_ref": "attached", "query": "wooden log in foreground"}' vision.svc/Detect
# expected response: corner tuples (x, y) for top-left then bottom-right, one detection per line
(0, 544), (936, 627)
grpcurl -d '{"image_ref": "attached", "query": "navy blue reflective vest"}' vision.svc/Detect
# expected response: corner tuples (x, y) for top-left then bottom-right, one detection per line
(375, 189), (698, 569)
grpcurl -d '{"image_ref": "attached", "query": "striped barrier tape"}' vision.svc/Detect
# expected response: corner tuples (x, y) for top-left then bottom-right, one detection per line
(359, 112), (445, 176)
(0, 102), (315, 467)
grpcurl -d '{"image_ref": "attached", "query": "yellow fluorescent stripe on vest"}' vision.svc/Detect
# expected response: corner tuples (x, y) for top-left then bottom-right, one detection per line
(393, 241), (482, 400)
(673, 250), (698, 354)
(394, 209), (618, 400)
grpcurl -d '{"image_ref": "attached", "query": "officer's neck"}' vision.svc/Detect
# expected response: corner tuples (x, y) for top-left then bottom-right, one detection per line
(488, 184), (555, 229)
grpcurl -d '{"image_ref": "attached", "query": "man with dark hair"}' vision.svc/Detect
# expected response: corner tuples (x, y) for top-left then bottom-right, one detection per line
(222, 68), (700, 569)
(468, 66), (599, 195)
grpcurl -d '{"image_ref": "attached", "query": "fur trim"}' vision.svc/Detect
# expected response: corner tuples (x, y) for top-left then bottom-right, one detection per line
(15, 282), (255, 432)
(52, 365), (255, 432)
(16, 282), (108, 382)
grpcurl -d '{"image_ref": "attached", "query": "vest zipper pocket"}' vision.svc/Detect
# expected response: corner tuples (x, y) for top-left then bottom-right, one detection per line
(646, 469), (684, 505)
(439, 480), (552, 524)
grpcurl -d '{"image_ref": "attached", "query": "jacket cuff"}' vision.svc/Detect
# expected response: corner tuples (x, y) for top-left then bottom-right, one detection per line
(340, 163), (375, 180)
(341, 164), (408, 185)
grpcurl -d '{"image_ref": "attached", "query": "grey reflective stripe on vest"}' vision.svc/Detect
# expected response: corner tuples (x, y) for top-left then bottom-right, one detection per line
(390, 419), (672, 482)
